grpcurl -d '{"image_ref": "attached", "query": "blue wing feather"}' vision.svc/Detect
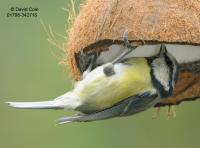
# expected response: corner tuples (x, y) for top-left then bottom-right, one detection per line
(57, 92), (158, 124)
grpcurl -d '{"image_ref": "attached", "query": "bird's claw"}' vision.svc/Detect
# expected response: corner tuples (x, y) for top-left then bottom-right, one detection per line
(152, 106), (176, 119)
(152, 107), (160, 119)
(112, 29), (138, 64)
(166, 106), (176, 119)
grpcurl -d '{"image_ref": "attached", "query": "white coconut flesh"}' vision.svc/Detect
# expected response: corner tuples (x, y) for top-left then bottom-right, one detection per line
(96, 44), (200, 65)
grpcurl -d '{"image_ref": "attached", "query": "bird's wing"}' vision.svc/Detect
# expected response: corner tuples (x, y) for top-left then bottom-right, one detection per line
(57, 98), (129, 124)
(57, 92), (158, 124)
(121, 92), (158, 116)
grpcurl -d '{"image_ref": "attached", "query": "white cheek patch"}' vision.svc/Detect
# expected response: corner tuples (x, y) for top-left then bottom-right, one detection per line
(152, 59), (170, 91)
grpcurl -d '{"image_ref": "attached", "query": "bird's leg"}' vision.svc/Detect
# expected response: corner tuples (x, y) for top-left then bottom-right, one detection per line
(166, 105), (176, 119)
(152, 107), (160, 119)
(103, 30), (139, 76)
(171, 106), (176, 118)
(112, 30), (138, 64)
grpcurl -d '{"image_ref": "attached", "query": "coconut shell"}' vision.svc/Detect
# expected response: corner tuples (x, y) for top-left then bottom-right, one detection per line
(66, 0), (200, 107)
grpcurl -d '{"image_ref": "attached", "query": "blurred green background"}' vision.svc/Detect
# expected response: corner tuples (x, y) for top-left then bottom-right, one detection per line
(0, 0), (200, 148)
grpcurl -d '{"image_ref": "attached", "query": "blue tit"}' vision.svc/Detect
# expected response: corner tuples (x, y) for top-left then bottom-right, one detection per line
(7, 34), (179, 124)
(56, 43), (179, 124)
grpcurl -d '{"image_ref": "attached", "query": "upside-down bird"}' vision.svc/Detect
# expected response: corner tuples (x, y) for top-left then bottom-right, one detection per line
(7, 32), (179, 124)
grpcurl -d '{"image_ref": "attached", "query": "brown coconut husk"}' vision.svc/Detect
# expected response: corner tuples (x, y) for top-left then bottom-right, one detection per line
(65, 0), (200, 107)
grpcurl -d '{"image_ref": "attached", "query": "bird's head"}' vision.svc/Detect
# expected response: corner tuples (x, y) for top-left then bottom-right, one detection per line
(149, 44), (179, 98)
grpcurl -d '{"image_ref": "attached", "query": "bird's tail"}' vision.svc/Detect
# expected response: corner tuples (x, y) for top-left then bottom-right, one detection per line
(6, 92), (80, 110)
(6, 101), (62, 109)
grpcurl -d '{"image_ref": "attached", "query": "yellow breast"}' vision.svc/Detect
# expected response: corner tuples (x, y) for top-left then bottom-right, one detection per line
(75, 58), (154, 111)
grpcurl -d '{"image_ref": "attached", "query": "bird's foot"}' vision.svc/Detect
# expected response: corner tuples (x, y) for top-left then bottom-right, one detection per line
(152, 107), (160, 119)
(166, 105), (176, 119)
(112, 29), (138, 64)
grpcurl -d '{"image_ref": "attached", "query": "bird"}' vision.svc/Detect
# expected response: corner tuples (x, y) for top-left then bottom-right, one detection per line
(6, 32), (179, 124)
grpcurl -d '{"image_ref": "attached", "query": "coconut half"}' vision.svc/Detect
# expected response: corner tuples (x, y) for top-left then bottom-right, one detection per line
(65, 0), (200, 107)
